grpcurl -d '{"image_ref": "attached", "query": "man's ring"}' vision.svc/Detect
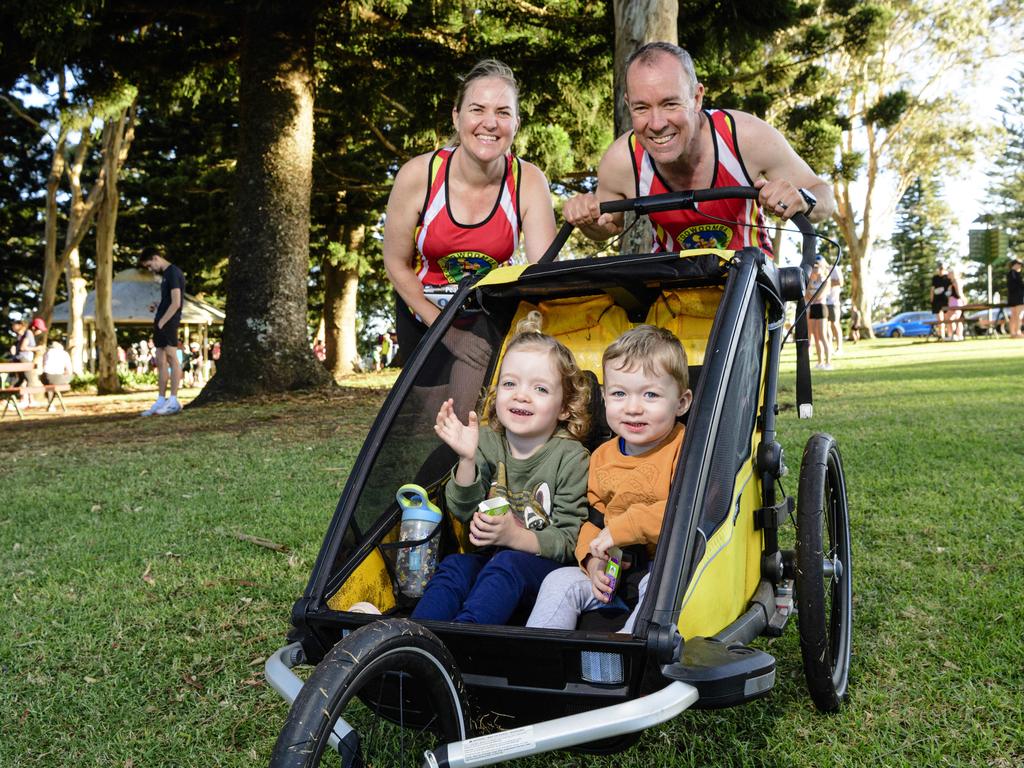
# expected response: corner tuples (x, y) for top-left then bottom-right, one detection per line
(778, 200), (789, 211)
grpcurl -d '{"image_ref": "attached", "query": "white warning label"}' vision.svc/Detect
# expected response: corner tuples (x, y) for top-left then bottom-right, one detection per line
(462, 725), (536, 764)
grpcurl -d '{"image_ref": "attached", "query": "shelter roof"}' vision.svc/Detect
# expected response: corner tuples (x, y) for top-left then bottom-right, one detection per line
(51, 269), (225, 325)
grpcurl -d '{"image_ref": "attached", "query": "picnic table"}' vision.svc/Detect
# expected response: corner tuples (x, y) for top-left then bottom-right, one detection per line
(922, 303), (1008, 339)
(0, 361), (70, 420)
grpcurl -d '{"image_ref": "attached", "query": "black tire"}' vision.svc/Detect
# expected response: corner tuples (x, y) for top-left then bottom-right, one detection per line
(271, 619), (470, 768)
(796, 434), (853, 712)
(890, 327), (903, 338)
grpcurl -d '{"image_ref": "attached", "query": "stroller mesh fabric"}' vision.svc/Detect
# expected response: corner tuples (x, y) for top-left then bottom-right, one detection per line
(698, 290), (763, 539)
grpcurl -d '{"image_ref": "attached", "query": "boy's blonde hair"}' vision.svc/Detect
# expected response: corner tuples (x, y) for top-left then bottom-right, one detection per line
(482, 311), (591, 441)
(602, 325), (689, 393)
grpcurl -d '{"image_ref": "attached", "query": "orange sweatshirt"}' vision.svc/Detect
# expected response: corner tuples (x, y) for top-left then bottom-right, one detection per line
(575, 423), (685, 565)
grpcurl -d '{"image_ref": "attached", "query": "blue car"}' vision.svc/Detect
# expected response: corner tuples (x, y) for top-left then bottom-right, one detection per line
(872, 311), (934, 338)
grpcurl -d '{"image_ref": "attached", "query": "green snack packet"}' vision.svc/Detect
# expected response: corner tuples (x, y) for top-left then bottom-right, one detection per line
(478, 497), (510, 516)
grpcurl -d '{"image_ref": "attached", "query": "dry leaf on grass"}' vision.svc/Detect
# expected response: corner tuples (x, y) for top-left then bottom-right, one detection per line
(229, 531), (289, 553)
(182, 671), (203, 691)
(141, 563), (155, 585)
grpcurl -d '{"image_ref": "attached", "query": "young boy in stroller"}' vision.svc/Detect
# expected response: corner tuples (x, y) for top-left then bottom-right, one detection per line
(528, 325), (691, 632)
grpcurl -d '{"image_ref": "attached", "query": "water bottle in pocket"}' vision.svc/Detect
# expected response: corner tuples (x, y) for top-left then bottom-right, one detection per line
(394, 484), (443, 598)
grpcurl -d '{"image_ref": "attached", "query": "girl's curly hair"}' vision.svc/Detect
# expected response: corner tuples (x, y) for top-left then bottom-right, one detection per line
(481, 311), (591, 442)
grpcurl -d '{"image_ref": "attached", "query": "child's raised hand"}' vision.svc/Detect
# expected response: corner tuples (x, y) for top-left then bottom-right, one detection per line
(434, 398), (478, 461)
(585, 554), (613, 603)
(588, 527), (616, 561)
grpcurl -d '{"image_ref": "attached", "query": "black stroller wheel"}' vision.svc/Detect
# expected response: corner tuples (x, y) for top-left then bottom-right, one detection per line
(271, 619), (470, 767)
(796, 433), (853, 712)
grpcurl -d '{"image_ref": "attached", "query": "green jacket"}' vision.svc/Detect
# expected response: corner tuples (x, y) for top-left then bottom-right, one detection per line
(446, 428), (590, 563)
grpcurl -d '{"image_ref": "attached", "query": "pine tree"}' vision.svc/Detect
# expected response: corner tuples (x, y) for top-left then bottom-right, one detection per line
(985, 71), (1024, 256)
(889, 176), (956, 312)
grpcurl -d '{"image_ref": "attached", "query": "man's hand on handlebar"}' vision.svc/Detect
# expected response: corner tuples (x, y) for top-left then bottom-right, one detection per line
(754, 178), (809, 221)
(563, 193), (623, 240)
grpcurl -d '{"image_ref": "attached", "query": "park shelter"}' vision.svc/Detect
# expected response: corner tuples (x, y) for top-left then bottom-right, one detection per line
(51, 268), (225, 370)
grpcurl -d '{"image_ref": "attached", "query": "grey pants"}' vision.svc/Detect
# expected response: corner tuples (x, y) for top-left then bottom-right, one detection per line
(525, 566), (648, 634)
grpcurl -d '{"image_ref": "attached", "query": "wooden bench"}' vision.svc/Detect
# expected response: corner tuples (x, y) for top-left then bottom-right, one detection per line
(1, 384), (71, 419)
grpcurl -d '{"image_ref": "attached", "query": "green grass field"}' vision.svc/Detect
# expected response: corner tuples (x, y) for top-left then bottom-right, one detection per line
(2, 338), (1022, 767)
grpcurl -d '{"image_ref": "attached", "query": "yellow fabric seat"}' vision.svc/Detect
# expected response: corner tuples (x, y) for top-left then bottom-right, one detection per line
(501, 295), (632, 383)
(644, 287), (723, 367)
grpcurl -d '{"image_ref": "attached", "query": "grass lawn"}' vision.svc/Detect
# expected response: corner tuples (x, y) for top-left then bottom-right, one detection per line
(2, 338), (1022, 767)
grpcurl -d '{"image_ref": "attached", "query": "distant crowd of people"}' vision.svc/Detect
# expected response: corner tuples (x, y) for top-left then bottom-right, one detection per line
(804, 256), (845, 370)
(125, 338), (216, 387)
(929, 258), (1023, 340)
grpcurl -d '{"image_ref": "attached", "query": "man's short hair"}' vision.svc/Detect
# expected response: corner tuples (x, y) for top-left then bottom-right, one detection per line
(603, 325), (689, 394)
(138, 246), (164, 266)
(625, 42), (699, 93)
(1011, 258), (1022, 267)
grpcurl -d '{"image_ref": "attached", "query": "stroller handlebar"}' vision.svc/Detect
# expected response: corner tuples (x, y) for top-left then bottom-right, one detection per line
(599, 187), (817, 279)
(536, 187), (817, 278)
(537, 222), (575, 265)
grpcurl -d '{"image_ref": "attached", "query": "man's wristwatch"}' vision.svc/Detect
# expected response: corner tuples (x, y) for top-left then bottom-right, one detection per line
(798, 188), (817, 217)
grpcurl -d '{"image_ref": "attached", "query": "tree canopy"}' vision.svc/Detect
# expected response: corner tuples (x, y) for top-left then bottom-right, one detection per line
(889, 175), (956, 312)
(5, 1), (1012, 389)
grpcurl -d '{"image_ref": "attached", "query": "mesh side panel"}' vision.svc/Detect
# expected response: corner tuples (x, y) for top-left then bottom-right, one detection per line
(580, 651), (625, 684)
(698, 293), (764, 538)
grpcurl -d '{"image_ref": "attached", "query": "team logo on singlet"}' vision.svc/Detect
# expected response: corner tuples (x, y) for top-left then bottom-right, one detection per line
(439, 251), (498, 283)
(677, 224), (733, 251)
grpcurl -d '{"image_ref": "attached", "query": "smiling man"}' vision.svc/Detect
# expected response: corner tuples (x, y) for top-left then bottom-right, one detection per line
(563, 42), (834, 253)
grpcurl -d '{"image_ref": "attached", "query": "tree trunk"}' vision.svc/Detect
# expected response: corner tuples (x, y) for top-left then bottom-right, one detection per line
(95, 102), (137, 394)
(834, 179), (875, 338)
(38, 128), (106, 365)
(613, 0), (678, 255)
(845, 236), (874, 339)
(197, 0), (329, 402)
(65, 249), (88, 373)
(65, 134), (96, 373)
(37, 130), (68, 357)
(323, 222), (363, 380)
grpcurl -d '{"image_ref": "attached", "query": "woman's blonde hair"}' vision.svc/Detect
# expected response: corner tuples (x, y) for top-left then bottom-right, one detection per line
(481, 311), (591, 442)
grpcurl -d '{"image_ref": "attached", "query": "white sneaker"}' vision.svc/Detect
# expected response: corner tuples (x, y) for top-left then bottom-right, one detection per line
(346, 602), (382, 615)
(141, 397), (166, 417)
(814, 363), (824, 369)
(155, 398), (182, 416)
(822, 363), (834, 371)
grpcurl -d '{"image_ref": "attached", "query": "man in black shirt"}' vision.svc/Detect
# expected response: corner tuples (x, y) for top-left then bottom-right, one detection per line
(139, 247), (185, 415)
(1009, 258), (1023, 339)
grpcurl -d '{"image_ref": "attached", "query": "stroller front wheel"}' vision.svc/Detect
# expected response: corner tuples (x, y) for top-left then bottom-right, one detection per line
(271, 619), (470, 767)
(795, 433), (853, 712)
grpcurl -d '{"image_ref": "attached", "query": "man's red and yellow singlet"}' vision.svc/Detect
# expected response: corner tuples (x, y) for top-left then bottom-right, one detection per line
(630, 109), (773, 255)
(414, 146), (522, 286)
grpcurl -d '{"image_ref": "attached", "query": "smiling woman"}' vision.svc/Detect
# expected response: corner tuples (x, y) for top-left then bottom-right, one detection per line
(381, 59), (557, 364)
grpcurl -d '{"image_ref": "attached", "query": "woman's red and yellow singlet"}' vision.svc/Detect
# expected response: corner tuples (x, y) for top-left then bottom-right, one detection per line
(414, 146), (522, 287)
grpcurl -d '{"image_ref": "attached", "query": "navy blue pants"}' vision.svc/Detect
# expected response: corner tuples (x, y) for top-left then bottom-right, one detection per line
(410, 550), (562, 625)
